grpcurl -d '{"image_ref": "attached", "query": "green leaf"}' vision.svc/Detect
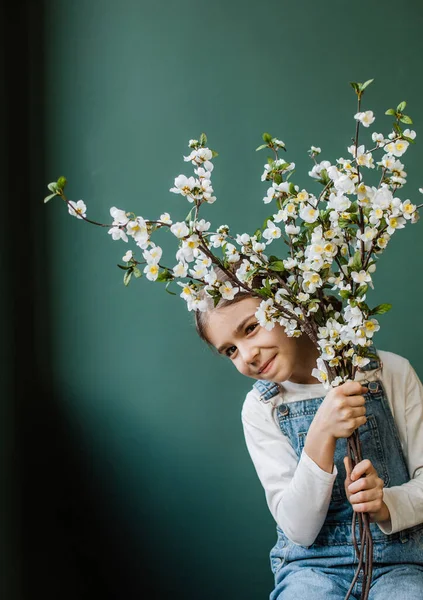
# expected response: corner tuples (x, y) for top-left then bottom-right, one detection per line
(253, 287), (271, 299)
(268, 261), (285, 272)
(199, 132), (207, 146)
(165, 281), (176, 295)
(273, 173), (282, 185)
(117, 264), (131, 271)
(396, 101), (406, 112)
(338, 219), (351, 228)
(262, 132), (272, 143)
(123, 270), (132, 286)
(402, 135), (416, 144)
(211, 150), (219, 158)
(370, 303), (392, 315)
(385, 108), (396, 116)
(319, 168), (330, 185)
(157, 269), (173, 282)
(56, 176), (67, 190)
(339, 289), (351, 299)
(253, 228), (262, 241)
(350, 251), (362, 272)
(255, 144), (268, 152)
(213, 295), (221, 307)
(262, 215), (274, 230)
(360, 78), (374, 91)
(133, 268), (142, 278)
(43, 192), (58, 203)
(400, 115), (413, 124)
(355, 284), (368, 296)
(350, 82), (360, 92)
(244, 266), (261, 281)
(289, 182), (297, 195)
(268, 255), (279, 263)
(47, 182), (58, 193)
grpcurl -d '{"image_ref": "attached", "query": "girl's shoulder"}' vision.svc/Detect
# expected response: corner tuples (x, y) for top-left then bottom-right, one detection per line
(374, 349), (413, 380)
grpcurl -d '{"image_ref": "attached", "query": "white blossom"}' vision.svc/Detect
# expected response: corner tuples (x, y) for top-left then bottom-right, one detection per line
(173, 262), (188, 278)
(219, 281), (239, 300)
(159, 212), (172, 224)
(299, 204), (319, 224)
(68, 200), (87, 219)
(263, 221), (282, 243)
(170, 221), (189, 239)
(143, 245), (162, 264)
(143, 263), (160, 281)
(110, 207), (128, 225)
(354, 110), (375, 127)
(169, 174), (196, 198)
(255, 298), (277, 330)
(108, 226), (128, 243)
(351, 270), (372, 285)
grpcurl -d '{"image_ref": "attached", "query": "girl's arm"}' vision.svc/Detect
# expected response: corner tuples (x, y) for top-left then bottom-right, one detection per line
(374, 360), (423, 534)
(242, 395), (337, 547)
(241, 380), (367, 546)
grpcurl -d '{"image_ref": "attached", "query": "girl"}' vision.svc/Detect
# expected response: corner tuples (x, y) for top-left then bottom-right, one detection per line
(194, 274), (423, 599)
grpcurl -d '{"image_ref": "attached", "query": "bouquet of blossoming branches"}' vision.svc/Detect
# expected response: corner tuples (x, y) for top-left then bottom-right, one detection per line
(44, 79), (422, 599)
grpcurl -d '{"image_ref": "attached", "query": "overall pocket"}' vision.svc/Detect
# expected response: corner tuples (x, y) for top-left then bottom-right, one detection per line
(269, 527), (293, 575)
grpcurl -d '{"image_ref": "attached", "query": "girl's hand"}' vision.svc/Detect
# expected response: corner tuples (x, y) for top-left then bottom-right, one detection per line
(344, 457), (391, 523)
(312, 381), (368, 441)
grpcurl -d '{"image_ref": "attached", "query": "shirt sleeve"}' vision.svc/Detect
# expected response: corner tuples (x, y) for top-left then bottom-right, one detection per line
(241, 392), (338, 546)
(377, 363), (423, 535)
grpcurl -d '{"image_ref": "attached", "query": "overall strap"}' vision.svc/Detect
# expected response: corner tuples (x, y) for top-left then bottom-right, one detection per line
(358, 343), (381, 372)
(253, 380), (281, 404)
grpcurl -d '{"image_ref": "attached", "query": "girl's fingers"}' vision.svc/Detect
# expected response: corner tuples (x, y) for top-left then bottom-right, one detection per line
(344, 456), (353, 479)
(350, 406), (366, 417)
(348, 486), (383, 505)
(348, 474), (379, 495)
(351, 499), (383, 514)
(339, 381), (369, 396)
(345, 394), (367, 407)
(350, 458), (375, 480)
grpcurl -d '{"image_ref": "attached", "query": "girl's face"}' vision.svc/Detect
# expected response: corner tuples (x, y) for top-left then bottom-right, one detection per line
(204, 297), (319, 384)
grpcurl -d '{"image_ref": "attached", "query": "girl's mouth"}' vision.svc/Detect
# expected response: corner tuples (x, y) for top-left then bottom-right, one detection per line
(259, 355), (276, 375)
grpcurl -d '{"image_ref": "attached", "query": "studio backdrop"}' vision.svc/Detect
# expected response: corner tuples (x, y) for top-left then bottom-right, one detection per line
(6, 1), (423, 599)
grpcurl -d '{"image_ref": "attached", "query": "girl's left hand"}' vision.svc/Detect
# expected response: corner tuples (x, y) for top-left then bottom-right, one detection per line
(344, 457), (391, 523)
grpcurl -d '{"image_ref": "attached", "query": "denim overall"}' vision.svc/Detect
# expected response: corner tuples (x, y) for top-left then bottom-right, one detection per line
(253, 352), (423, 599)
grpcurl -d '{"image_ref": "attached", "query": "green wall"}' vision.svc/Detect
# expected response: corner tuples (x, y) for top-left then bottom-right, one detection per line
(38, 1), (423, 597)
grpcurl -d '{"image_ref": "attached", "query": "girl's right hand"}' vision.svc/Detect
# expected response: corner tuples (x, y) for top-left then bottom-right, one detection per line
(313, 380), (368, 440)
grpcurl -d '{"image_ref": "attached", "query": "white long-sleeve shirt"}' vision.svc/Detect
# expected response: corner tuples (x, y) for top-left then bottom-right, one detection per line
(241, 350), (423, 546)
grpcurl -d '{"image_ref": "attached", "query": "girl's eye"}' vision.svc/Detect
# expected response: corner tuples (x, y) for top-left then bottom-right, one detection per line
(225, 323), (258, 358)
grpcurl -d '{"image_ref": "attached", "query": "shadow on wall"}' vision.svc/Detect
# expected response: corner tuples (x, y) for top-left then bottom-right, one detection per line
(21, 385), (160, 600)
(7, 2), (157, 598)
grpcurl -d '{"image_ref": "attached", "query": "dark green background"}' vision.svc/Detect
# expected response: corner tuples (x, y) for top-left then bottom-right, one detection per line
(5, 1), (423, 598)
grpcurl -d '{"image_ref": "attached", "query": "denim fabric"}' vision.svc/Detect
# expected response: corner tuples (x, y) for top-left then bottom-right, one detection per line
(253, 353), (423, 599)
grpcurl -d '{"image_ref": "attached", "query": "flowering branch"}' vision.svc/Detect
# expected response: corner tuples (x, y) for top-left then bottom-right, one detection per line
(44, 80), (422, 600)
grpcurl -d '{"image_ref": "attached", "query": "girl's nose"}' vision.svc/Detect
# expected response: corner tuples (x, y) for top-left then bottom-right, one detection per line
(239, 343), (259, 365)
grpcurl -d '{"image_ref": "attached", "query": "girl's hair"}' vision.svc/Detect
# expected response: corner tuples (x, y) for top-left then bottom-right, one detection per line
(194, 263), (264, 351)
